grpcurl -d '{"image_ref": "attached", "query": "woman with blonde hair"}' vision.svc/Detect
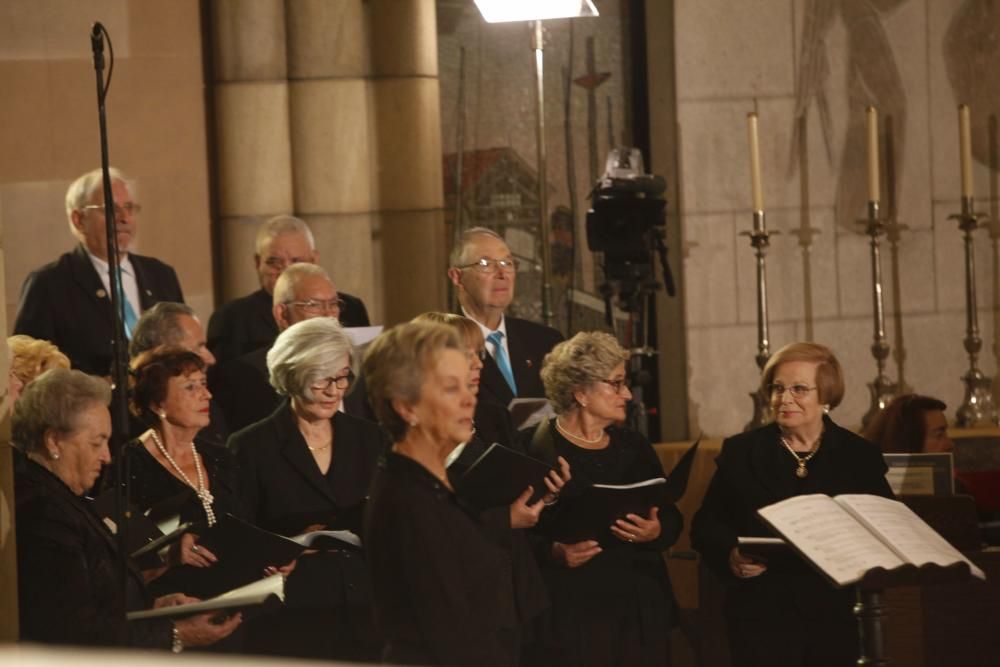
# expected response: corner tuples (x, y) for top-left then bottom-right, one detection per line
(692, 342), (893, 666)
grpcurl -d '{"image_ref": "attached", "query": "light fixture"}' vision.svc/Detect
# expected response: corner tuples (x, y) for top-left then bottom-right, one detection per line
(473, 0), (598, 23)
(472, 0), (598, 326)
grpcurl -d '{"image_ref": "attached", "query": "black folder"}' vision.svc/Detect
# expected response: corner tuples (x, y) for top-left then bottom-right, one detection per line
(154, 513), (305, 599)
(453, 442), (555, 510)
(548, 438), (700, 544)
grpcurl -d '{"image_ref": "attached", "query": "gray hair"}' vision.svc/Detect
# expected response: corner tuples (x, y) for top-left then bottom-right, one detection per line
(541, 331), (629, 415)
(448, 226), (507, 268)
(64, 167), (131, 237)
(129, 302), (196, 359)
(272, 262), (333, 306)
(255, 215), (316, 257)
(13, 368), (111, 454)
(267, 317), (355, 401)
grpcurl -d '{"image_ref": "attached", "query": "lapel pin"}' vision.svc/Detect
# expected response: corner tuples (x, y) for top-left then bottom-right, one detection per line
(96, 289), (107, 298)
(525, 359), (533, 367)
(145, 289), (152, 296)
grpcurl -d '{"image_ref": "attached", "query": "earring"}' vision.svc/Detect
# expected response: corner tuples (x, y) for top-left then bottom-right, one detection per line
(822, 404), (830, 415)
(159, 411), (167, 420)
(409, 418), (418, 427)
(50, 450), (60, 460)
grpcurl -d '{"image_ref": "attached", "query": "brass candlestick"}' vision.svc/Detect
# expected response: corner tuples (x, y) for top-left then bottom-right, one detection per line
(742, 211), (775, 431)
(950, 197), (998, 426)
(859, 201), (899, 428)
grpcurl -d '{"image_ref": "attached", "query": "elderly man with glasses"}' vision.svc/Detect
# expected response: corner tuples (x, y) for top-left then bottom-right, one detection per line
(14, 167), (184, 377)
(447, 227), (563, 410)
(213, 263), (353, 433)
(206, 215), (369, 365)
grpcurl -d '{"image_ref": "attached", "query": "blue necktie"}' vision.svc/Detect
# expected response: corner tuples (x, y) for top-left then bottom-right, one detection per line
(486, 330), (517, 396)
(115, 267), (138, 339)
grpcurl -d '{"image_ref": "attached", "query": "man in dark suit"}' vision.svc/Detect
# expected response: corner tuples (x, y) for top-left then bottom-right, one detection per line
(447, 227), (563, 409)
(14, 168), (184, 377)
(207, 215), (369, 364)
(214, 263), (362, 433)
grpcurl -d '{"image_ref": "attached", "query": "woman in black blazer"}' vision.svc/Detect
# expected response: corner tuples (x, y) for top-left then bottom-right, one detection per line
(229, 317), (385, 661)
(691, 342), (894, 667)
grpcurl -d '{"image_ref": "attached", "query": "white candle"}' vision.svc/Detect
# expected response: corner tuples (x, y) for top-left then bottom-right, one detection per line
(959, 104), (974, 199)
(747, 112), (764, 219)
(866, 106), (879, 204)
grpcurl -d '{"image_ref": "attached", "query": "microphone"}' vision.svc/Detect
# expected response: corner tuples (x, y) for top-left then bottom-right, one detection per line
(91, 22), (105, 70)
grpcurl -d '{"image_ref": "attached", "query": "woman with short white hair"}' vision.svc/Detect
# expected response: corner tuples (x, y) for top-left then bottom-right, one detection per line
(229, 317), (384, 660)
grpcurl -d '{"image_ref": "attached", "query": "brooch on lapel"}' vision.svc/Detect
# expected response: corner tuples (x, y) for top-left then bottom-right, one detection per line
(96, 289), (107, 298)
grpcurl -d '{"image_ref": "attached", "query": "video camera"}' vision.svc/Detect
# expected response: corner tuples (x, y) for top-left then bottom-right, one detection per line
(586, 147), (674, 295)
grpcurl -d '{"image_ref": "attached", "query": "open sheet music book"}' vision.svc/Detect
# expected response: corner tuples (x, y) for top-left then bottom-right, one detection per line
(756, 493), (986, 588)
(127, 573), (285, 621)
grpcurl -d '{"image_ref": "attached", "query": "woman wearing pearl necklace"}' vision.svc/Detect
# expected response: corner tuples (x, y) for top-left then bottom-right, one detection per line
(691, 342), (894, 667)
(124, 347), (243, 572)
(521, 331), (682, 667)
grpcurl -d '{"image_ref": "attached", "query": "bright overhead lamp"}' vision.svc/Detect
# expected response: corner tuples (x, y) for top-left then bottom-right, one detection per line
(473, 0), (598, 23)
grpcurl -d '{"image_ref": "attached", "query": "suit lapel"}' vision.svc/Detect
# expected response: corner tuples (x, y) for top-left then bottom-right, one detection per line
(748, 425), (799, 503)
(480, 353), (514, 406)
(505, 318), (532, 390)
(130, 255), (157, 310)
(274, 406), (340, 506)
(69, 245), (111, 314)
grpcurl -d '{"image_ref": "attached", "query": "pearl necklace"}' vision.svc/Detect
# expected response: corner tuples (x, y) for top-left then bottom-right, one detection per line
(149, 429), (216, 526)
(555, 418), (606, 445)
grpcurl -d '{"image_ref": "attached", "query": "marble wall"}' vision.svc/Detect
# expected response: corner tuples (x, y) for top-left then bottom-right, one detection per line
(675, 0), (1000, 437)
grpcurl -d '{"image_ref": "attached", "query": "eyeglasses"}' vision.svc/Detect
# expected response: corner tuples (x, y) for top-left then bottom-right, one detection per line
(286, 298), (344, 315)
(310, 372), (354, 392)
(466, 348), (487, 362)
(599, 378), (628, 394)
(264, 257), (310, 270)
(459, 257), (520, 274)
(82, 202), (142, 217)
(767, 383), (817, 398)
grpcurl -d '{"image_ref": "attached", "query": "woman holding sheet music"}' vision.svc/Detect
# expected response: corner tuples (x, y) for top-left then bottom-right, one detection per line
(229, 317), (383, 660)
(13, 368), (240, 650)
(691, 342), (894, 667)
(522, 331), (682, 667)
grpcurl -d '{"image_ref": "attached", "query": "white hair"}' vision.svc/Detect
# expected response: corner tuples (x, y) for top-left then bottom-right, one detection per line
(449, 226), (507, 267)
(255, 215), (316, 257)
(267, 318), (355, 401)
(64, 167), (132, 239)
(272, 263), (334, 307)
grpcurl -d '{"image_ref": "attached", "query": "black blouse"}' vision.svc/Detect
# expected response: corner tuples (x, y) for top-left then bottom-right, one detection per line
(365, 451), (514, 666)
(15, 454), (172, 648)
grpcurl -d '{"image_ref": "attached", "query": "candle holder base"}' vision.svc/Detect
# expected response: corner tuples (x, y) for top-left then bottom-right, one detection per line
(861, 375), (899, 430)
(744, 389), (771, 432)
(956, 368), (999, 428)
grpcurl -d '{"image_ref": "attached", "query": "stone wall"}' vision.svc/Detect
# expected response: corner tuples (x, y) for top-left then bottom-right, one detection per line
(675, 0), (1000, 436)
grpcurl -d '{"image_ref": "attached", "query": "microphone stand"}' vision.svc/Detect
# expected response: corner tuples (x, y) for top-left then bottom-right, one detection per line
(90, 21), (133, 602)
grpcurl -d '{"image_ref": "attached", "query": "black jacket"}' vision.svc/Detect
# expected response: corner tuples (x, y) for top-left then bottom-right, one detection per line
(207, 287), (370, 364)
(15, 454), (172, 648)
(691, 417), (893, 664)
(365, 452), (514, 666)
(14, 244), (184, 376)
(478, 316), (563, 408)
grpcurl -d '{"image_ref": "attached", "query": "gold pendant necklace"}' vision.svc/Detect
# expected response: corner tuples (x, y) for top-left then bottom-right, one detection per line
(779, 432), (822, 478)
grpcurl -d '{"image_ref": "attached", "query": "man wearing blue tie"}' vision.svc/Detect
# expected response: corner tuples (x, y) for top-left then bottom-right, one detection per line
(14, 167), (184, 377)
(447, 227), (563, 409)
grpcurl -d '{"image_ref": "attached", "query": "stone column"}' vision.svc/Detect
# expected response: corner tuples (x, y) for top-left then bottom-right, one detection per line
(370, 0), (448, 321)
(286, 0), (379, 313)
(211, 0), (294, 301)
